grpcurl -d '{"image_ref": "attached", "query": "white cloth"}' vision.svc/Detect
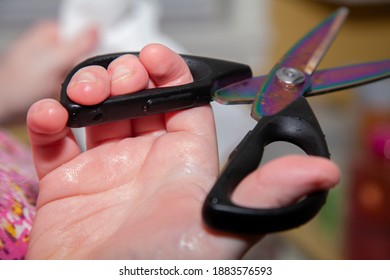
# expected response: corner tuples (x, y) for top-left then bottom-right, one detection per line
(59, 0), (185, 54)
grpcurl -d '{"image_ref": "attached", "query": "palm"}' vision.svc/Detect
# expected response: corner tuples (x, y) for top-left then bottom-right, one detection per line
(28, 115), (249, 259)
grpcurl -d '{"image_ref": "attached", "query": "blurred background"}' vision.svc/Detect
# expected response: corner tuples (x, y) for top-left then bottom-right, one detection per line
(0, 0), (389, 259)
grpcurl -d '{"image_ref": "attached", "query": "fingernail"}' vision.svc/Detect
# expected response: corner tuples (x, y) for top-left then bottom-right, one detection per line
(111, 66), (132, 84)
(69, 71), (97, 87)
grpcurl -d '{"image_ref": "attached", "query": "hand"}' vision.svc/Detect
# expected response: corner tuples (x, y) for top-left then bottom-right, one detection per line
(26, 44), (340, 259)
(0, 21), (98, 123)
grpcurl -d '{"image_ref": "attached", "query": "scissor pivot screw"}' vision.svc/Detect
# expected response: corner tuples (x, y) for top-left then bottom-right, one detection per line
(276, 67), (305, 87)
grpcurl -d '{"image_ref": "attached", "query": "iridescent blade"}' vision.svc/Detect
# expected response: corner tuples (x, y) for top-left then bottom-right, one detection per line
(251, 7), (349, 120)
(213, 60), (390, 103)
(309, 60), (390, 95)
(281, 7), (348, 75)
(213, 76), (266, 104)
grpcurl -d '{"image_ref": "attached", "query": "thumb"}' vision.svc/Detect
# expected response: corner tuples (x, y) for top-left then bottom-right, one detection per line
(231, 155), (340, 208)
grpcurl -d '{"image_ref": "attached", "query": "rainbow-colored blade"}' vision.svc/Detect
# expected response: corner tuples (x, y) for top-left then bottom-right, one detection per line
(250, 7), (348, 120)
(309, 60), (390, 96)
(213, 76), (266, 105)
(213, 60), (390, 104)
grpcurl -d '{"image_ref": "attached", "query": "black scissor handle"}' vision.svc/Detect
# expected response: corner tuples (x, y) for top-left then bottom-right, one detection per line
(202, 96), (330, 233)
(60, 52), (252, 127)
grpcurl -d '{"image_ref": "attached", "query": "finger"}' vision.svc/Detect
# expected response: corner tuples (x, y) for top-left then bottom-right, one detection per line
(66, 66), (113, 149)
(107, 54), (149, 95)
(84, 55), (149, 148)
(139, 43), (193, 87)
(141, 44), (216, 142)
(67, 65), (110, 105)
(232, 155), (340, 208)
(50, 26), (99, 98)
(131, 44), (197, 137)
(27, 99), (81, 179)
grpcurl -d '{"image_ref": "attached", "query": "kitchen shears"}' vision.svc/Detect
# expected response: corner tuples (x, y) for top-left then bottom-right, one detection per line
(60, 7), (390, 234)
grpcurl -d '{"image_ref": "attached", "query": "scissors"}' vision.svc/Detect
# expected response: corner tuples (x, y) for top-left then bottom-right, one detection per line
(60, 7), (390, 234)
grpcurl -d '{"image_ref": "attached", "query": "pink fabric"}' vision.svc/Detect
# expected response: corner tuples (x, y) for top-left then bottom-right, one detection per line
(0, 131), (38, 259)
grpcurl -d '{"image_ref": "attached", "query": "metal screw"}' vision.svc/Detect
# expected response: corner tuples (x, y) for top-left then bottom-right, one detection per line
(276, 67), (305, 87)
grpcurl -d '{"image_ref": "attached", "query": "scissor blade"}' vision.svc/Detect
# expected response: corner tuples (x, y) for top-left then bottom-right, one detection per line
(279, 7), (349, 75)
(309, 60), (390, 95)
(250, 7), (349, 120)
(213, 76), (266, 104)
(214, 59), (390, 104)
